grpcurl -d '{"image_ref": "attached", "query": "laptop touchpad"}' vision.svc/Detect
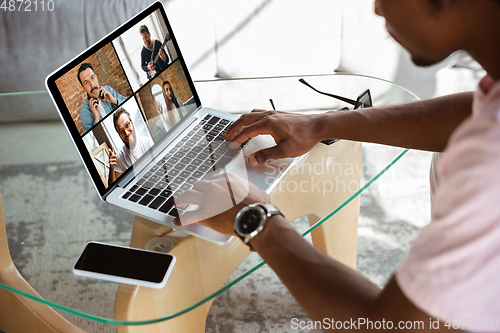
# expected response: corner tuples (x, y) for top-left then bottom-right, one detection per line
(228, 151), (284, 191)
(245, 160), (283, 191)
(237, 134), (289, 190)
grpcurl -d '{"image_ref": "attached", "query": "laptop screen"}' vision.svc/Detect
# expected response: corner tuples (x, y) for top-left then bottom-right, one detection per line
(46, 2), (200, 197)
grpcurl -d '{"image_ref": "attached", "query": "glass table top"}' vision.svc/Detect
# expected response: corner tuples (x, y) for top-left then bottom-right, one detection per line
(0, 73), (419, 327)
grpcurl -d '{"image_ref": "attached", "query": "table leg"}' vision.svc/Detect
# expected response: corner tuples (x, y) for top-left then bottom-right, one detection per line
(270, 140), (362, 268)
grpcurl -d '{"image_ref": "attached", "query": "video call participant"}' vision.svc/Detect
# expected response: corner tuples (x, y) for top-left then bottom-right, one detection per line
(78, 63), (126, 133)
(159, 80), (187, 129)
(108, 108), (153, 184)
(140, 25), (169, 79)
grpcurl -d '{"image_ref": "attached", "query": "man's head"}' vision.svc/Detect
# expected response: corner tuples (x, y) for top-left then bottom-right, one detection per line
(77, 63), (101, 99)
(140, 25), (154, 49)
(113, 108), (136, 149)
(374, 0), (471, 67)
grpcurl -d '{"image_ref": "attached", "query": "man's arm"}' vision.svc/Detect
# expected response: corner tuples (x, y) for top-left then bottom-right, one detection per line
(80, 101), (95, 133)
(140, 48), (150, 72)
(320, 91), (473, 152)
(155, 40), (168, 69)
(249, 215), (459, 332)
(173, 174), (460, 332)
(103, 86), (126, 106)
(109, 170), (120, 185)
(226, 92), (473, 165)
(108, 147), (121, 185)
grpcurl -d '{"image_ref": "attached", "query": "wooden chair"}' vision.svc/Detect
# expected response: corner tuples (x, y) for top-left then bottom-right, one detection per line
(0, 193), (86, 333)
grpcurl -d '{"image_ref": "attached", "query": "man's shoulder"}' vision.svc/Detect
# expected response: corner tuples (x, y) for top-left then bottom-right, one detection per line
(80, 97), (90, 112)
(446, 116), (500, 162)
(140, 46), (150, 60)
(103, 85), (124, 100)
(138, 135), (154, 143)
(437, 117), (500, 196)
(138, 135), (154, 148)
(116, 144), (128, 157)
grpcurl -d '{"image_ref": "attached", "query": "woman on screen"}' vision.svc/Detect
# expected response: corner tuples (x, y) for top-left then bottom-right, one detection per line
(160, 80), (187, 129)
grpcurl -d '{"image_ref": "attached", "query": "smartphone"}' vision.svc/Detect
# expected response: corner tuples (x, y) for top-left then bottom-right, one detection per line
(73, 241), (176, 289)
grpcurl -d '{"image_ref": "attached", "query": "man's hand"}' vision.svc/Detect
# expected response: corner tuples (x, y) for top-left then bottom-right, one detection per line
(225, 110), (324, 165)
(99, 87), (118, 105)
(89, 97), (100, 124)
(159, 48), (167, 62)
(173, 173), (270, 235)
(147, 62), (156, 71)
(108, 147), (118, 184)
(109, 147), (117, 170)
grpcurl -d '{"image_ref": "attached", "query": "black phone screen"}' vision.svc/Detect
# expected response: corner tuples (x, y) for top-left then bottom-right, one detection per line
(74, 242), (174, 283)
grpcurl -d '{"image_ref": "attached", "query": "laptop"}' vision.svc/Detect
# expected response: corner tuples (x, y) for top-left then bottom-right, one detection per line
(45, 1), (298, 245)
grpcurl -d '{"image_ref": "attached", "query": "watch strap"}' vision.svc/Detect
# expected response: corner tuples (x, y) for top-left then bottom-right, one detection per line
(259, 203), (283, 218)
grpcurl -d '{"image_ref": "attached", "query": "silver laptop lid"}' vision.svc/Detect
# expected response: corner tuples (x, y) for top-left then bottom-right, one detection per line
(45, 1), (203, 199)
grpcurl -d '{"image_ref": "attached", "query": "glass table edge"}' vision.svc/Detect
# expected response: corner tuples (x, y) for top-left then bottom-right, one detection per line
(0, 147), (410, 326)
(0, 73), (420, 101)
(0, 74), (419, 325)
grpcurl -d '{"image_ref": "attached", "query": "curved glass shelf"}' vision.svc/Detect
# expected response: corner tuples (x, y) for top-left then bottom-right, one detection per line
(0, 73), (418, 327)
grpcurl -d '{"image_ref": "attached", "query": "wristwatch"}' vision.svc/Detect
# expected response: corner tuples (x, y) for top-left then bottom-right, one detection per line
(234, 203), (283, 251)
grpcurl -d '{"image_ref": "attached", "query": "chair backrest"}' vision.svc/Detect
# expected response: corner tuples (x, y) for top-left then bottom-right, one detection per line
(0, 193), (86, 333)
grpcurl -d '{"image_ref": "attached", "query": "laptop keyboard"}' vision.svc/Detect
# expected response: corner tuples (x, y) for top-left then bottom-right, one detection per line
(121, 114), (249, 217)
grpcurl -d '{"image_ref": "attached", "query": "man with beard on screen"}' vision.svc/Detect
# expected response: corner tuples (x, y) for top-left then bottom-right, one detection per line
(77, 62), (126, 133)
(140, 24), (168, 79)
(108, 108), (153, 184)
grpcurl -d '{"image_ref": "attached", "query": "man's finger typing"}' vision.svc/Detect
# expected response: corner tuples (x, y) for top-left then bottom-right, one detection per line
(224, 109), (271, 142)
(226, 110), (324, 165)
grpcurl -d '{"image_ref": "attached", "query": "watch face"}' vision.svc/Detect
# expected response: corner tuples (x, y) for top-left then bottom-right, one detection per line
(238, 208), (263, 234)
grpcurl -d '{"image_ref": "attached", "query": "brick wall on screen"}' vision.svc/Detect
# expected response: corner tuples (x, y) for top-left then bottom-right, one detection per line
(55, 43), (132, 135)
(137, 87), (156, 122)
(153, 59), (192, 105)
(138, 59), (193, 124)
